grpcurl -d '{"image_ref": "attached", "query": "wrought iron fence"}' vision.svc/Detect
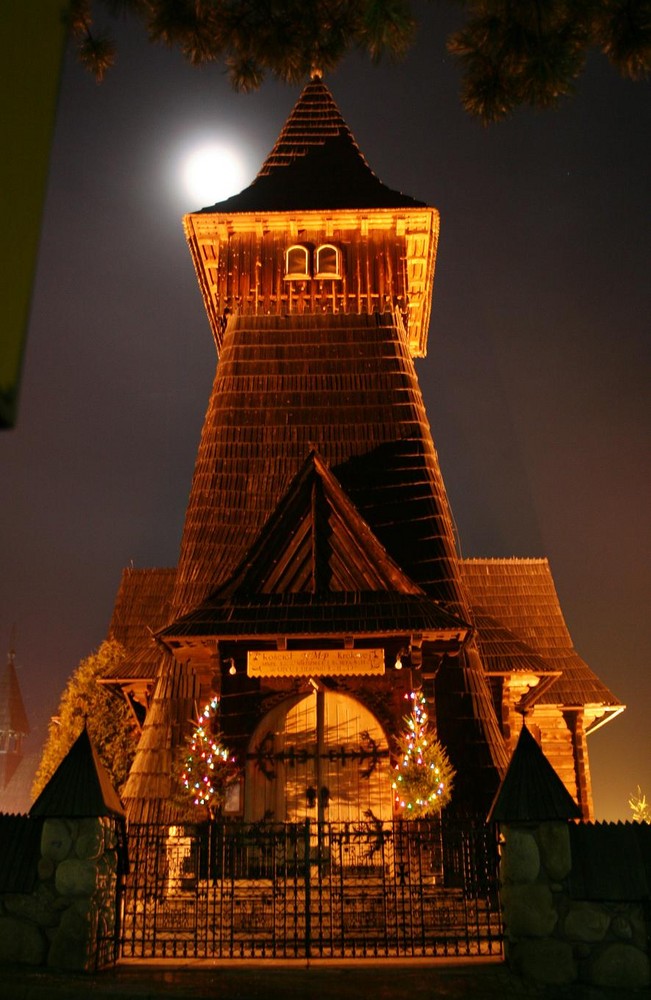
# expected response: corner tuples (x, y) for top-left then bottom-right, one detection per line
(119, 817), (501, 959)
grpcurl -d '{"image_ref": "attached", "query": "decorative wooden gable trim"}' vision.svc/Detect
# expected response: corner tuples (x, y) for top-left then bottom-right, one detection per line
(158, 452), (470, 643)
(227, 450), (425, 598)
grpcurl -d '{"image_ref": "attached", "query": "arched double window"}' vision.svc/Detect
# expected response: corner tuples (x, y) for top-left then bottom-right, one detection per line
(284, 243), (342, 280)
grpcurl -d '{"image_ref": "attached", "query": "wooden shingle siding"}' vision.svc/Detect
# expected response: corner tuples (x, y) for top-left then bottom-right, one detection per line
(462, 559), (622, 816)
(170, 313), (462, 621)
(122, 655), (201, 824)
(108, 567), (175, 650)
(461, 558), (619, 710)
(104, 567), (175, 683)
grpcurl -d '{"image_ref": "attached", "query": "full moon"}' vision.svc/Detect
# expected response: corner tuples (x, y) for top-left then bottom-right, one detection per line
(182, 143), (250, 206)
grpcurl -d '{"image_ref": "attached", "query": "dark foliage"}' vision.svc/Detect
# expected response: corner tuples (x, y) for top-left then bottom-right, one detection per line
(69, 0), (650, 120)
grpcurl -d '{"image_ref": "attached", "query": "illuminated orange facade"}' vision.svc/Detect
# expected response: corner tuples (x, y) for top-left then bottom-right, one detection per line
(105, 77), (622, 825)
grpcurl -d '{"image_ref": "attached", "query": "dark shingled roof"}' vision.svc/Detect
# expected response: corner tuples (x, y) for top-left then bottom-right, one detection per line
(472, 609), (562, 677)
(105, 566), (175, 683)
(163, 591), (468, 641)
(461, 559), (621, 712)
(30, 727), (124, 819)
(122, 654), (201, 825)
(197, 77), (424, 214)
(487, 723), (582, 823)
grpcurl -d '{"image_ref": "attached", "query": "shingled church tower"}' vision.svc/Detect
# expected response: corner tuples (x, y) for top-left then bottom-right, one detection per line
(108, 76), (621, 825)
(0, 641), (30, 799)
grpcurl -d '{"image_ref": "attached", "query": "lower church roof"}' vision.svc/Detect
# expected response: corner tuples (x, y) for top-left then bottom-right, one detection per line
(459, 559), (620, 711)
(104, 557), (621, 717)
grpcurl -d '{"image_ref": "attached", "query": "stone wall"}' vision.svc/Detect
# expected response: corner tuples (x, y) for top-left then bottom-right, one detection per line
(0, 816), (120, 970)
(500, 820), (650, 991)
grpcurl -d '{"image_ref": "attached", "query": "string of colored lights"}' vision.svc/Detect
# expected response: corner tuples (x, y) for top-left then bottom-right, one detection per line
(181, 696), (237, 809)
(392, 690), (454, 817)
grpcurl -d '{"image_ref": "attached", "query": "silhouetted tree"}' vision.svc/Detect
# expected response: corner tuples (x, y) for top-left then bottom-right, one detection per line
(69, 0), (650, 121)
(32, 639), (138, 799)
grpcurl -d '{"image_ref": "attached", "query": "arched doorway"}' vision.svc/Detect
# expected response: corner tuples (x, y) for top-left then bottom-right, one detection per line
(245, 688), (393, 822)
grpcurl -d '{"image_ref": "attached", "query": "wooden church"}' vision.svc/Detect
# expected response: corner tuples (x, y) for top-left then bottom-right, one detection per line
(102, 75), (622, 828)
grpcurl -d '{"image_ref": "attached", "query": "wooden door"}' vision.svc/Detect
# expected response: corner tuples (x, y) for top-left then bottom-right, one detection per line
(245, 690), (393, 822)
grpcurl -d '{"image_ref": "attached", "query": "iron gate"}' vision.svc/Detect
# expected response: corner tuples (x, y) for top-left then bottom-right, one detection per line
(119, 818), (501, 959)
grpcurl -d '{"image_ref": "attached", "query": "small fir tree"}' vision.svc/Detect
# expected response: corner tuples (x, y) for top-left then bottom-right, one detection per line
(629, 785), (651, 823)
(392, 690), (454, 818)
(180, 696), (239, 817)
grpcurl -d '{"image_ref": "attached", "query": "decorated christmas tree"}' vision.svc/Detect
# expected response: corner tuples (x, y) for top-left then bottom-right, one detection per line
(393, 690), (454, 818)
(180, 696), (239, 815)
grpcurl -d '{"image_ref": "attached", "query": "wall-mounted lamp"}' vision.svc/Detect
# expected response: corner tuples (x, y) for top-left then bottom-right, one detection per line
(225, 658), (236, 676)
(394, 652), (403, 670)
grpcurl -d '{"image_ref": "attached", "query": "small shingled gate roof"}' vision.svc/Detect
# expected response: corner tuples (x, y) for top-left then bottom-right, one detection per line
(198, 76), (424, 213)
(162, 590), (468, 640)
(0, 813), (39, 893)
(487, 723), (582, 822)
(30, 726), (124, 819)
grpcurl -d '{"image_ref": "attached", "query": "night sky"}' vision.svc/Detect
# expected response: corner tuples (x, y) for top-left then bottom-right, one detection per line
(2, 6), (649, 819)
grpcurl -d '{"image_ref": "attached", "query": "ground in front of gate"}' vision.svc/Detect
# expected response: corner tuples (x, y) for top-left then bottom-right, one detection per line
(0, 958), (646, 1000)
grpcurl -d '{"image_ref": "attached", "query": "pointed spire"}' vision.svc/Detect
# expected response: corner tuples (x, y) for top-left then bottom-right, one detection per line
(198, 78), (424, 213)
(0, 638), (29, 737)
(257, 76), (361, 177)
